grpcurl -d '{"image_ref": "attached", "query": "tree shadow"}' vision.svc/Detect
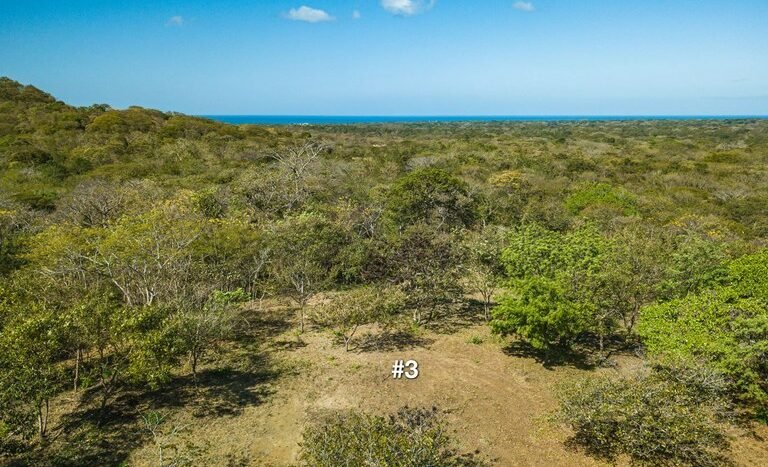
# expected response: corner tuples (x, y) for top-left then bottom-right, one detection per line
(34, 350), (282, 466)
(270, 339), (309, 351)
(234, 306), (293, 342)
(149, 359), (279, 419)
(355, 329), (435, 352)
(32, 389), (151, 466)
(501, 340), (595, 370)
(420, 300), (487, 335)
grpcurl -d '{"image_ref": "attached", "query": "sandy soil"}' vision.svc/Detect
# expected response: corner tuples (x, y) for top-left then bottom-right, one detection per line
(125, 309), (768, 466)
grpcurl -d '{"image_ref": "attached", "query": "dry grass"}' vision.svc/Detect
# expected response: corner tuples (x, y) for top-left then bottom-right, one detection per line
(28, 304), (768, 466)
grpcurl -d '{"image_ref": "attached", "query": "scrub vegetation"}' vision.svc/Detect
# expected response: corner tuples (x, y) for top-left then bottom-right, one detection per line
(1, 77), (767, 465)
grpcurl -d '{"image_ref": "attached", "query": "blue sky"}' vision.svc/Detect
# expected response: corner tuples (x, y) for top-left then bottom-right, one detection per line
(1, 0), (766, 115)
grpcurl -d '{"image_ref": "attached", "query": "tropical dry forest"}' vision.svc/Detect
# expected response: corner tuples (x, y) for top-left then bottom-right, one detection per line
(1, 77), (767, 466)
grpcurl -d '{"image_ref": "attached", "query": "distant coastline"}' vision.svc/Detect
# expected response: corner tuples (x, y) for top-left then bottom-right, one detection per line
(202, 115), (768, 125)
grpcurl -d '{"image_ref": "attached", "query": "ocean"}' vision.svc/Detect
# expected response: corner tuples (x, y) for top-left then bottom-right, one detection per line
(201, 115), (767, 125)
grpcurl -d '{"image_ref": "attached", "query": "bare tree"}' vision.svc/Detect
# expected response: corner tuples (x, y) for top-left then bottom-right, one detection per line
(268, 142), (325, 211)
(239, 142), (326, 217)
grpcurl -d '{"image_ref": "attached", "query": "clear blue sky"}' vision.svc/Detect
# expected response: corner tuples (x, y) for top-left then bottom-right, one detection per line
(1, 0), (766, 115)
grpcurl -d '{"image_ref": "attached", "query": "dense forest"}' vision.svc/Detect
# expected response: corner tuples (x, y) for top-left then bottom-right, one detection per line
(1, 77), (767, 466)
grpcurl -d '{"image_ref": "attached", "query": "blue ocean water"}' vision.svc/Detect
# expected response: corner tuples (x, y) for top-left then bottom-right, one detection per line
(202, 115), (767, 125)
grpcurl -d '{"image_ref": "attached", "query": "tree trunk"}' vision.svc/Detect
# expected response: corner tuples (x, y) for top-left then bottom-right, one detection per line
(482, 293), (491, 321)
(74, 347), (81, 392)
(37, 399), (49, 438)
(191, 350), (199, 384)
(99, 369), (118, 422)
(344, 325), (359, 352)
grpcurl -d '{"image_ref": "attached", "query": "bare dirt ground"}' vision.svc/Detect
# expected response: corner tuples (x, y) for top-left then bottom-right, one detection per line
(120, 305), (768, 466)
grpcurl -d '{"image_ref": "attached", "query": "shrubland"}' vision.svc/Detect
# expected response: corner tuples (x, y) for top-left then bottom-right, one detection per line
(1, 77), (767, 464)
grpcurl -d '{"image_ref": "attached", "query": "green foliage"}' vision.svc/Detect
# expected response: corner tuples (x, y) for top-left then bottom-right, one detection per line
(556, 368), (731, 466)
(728, 248), (768, 301)
(175, 288), (249, 378)
(0, 196), (34, 275)
(386, 167), (477, 230)
(268, 212), (348, 331)
(70, 293), (181, 396)
(0, 303), (65, 443)
(661, 234), (729, 298)
(639, 249), (768, 412)
(300, 406), (483, 466)
(492, 224), (606, 349)
(374, 224), (465, 324)
(462, 226), (507, 320)
(500, 223), (604, 279)
(491, 276), (593, 349)
(315, 285), (406, 351)
(565, 182), (638, 216)
(2, 77), (768, 463)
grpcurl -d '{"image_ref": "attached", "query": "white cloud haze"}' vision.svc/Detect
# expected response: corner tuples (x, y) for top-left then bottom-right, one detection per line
(165, 16), (184, 27)
(513, 2), (535, 12)
(352, 10), (361, 19)
(380, 0), (435, 16)
(286, 6), (334, 23)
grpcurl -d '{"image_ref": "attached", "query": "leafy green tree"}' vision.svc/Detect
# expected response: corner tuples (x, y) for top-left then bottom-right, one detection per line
(0, 305), (65, 440)
(386, 168), (477, 231)
(661, 234), (729, 299)
(300, 406), (484, 466)
(0, 196), (35, 275)
(315, 285), (406, 351)
(591, 224), (668, 336)
(556, 367), (731, 466)
(462, 227), (507, 320)
(565, 182), (638, 217)
(68, 293), (180, 416)
(91, 196), (207, 306)
(491, 276), (593, 349)
(175, 289), (248, 380)
(639, 249), (768, 413)
(268, 213), (347, 332)
(492, 224), (607, 350)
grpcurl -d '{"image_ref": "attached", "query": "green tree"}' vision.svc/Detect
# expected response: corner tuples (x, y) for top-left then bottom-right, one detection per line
(661, 234), (729, 299)
(556, 367), (731, 466)
(300, 406), (484, 466)
(175, 289), (248, 380)
(268, 213), (346, 332)
(462, 227), (507, 321)
(386, 168), (477, 231)
(492, 224), (607, 350)
(565, 182), (638, 217)
(491, 276), (593, 349)
(638, 249), (768, 413)
(69, 293), (180, 416)
(0, 305), (65, 440)
(315, 285), (406, 351)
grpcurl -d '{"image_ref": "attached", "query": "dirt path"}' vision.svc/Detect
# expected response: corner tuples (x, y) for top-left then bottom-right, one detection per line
(128, 322), (768, 466)
(140, 325), (600, 466)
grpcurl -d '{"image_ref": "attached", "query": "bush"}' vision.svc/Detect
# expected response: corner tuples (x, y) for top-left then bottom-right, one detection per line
(386, 168), (477, 230)
(300, 406), (484, 466)
(491, 276), (592, 349)
(565, 182), (638, 216)
(556, 368), (731, 466)
(491, 224), (605, 349)
(639, 249), (768, 413)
